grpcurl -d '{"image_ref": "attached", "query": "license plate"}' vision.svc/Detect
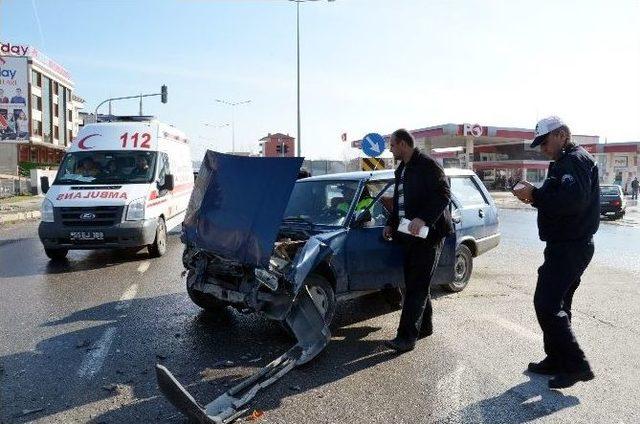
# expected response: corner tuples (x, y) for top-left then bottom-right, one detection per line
(70, 231), (104, 241)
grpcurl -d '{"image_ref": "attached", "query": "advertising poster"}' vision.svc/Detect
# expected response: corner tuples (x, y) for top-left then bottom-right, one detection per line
(0, 56), (29, 141)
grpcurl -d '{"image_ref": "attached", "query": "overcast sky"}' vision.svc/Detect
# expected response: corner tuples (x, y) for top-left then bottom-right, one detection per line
(2, 0), (639, 160)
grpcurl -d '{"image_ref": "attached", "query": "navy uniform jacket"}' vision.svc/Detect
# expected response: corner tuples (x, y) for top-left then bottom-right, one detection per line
(532, 144), (600, 242)
(387, 149), (454, 239)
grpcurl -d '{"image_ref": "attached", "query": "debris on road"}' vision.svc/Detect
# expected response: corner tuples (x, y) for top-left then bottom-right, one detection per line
(20, 407), (45, 416)
(246, 410), (264, 421)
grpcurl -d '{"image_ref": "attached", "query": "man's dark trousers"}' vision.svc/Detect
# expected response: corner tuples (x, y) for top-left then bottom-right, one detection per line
(534, 239), (594, 372)
(397, 233), (444, 342)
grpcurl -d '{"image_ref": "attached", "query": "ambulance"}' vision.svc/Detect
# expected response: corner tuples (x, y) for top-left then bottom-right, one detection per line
(38, 116), (193, 260)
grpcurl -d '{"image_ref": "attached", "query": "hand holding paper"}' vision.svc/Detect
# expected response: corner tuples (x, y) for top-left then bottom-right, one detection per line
(398, 218), (429, 239)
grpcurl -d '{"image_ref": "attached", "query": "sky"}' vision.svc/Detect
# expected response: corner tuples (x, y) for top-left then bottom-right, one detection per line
(1, 0), (639, 161)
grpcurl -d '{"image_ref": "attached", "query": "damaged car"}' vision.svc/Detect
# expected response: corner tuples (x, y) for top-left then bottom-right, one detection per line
(181, 153), (501, 328)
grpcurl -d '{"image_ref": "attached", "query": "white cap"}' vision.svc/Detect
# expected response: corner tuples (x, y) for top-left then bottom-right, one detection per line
(531, 116), (566, 147)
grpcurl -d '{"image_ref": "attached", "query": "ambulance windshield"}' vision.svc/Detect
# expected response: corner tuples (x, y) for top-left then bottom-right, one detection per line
(54, 151), (158, 185)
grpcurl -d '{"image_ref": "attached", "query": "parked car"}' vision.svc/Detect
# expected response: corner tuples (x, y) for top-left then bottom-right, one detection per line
(181, 152), (501, 328)
(600, 184), (626, 219)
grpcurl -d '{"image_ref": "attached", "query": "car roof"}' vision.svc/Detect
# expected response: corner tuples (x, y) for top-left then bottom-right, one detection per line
(301, 167), (476, 182)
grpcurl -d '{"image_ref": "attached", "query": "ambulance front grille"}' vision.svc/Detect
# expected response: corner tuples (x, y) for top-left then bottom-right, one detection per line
(57, 206), (124, 227)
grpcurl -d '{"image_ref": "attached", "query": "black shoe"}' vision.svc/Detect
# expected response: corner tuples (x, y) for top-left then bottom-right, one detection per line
(548, 369), (595, 389)
(418, 323), (433, 339)
(527, 357), (562, 375)
(385, 337), (415, 353)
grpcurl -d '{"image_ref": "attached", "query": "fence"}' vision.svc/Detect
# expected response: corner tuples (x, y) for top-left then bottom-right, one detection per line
(0, 174), (31, 199)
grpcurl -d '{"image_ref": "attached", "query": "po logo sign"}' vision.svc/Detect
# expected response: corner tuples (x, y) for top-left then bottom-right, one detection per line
(463, 123), (483, 137)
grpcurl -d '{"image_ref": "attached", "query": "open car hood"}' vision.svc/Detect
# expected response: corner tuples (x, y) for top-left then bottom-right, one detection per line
(182, 151), (303, 268)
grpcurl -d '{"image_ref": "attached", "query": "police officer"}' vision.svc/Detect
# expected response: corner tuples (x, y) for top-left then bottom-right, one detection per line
(383, 129), (453, 353)
(513, 116), (599, 389)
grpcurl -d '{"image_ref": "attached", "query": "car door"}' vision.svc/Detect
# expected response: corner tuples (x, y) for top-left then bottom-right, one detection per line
(449, 175), (492, 239)
(345, 180), (404, 291)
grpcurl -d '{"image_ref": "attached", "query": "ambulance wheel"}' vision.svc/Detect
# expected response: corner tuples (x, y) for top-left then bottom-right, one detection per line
(44, 248), (68, 261)
(148, 217), (167, 257)
(443, 245), (472, 292)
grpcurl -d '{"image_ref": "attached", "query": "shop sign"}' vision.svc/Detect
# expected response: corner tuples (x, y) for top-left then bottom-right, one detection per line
(463, 123), (483, 137)
(613, 156), (628, 168)
(0, 56), (29, 142)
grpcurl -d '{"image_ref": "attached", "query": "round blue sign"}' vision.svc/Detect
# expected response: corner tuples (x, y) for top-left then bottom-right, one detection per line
(361, 133), (386, 157)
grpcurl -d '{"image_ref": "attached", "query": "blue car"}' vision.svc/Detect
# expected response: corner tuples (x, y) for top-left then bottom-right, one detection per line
(182, 152), (500, 328)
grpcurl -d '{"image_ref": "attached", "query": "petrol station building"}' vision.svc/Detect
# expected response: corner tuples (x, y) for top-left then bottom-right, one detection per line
(352, 123), (639, 191)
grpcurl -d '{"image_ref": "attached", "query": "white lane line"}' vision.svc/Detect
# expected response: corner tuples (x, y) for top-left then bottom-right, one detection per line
(115, 284), (138, 310)
(137, 261), (150, 273)
(78, 326), (117, 378)
(488, 315), (542, 343)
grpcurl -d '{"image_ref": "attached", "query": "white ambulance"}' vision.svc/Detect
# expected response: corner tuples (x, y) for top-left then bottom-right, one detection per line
(38, 116), (193, 260)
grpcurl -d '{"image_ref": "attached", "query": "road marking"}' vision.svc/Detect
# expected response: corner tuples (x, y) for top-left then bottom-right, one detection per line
(115, 284), (138, 311)
(488, 315), (542, 343)
(427, 363), (483, 423)
(137, 261), (150, 273)
(78, 326), (117, 378)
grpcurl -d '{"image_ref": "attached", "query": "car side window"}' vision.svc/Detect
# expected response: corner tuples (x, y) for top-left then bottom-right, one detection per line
(450, 176), (488, 207)
(360, 180), (394, 227)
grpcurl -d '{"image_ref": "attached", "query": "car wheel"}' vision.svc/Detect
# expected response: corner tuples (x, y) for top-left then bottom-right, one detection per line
(148, 217), (167, 257)
(44, 248), (68, 261)
(185, 270), (228, 312)
(444, 245), (473, 292)
(305, 274), (337, 326)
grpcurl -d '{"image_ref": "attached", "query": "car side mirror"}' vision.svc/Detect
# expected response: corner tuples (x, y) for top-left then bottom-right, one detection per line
(352, 209), (372, 227)
(40, 176), (50, 194)
(161, 174), (175, 191)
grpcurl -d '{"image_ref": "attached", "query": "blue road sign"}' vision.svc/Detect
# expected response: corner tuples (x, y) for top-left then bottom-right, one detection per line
(362, 133), (386, 157)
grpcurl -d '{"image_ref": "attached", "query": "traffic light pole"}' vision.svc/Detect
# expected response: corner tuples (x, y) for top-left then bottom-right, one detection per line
(95, 85), (168, 120)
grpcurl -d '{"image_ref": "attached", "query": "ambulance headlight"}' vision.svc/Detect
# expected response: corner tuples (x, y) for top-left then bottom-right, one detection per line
(41, 199), (54, 222)
(126, 197), (146, 221)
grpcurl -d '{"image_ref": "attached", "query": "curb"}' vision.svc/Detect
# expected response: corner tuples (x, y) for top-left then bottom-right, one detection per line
(0, 211), (41, 225)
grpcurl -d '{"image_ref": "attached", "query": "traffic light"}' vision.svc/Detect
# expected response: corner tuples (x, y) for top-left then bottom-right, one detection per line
(161, 85), (168, 103)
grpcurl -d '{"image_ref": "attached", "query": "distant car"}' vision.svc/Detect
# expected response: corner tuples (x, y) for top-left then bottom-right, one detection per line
(181, 153), (501, 329)
(600, 184), (626, 219)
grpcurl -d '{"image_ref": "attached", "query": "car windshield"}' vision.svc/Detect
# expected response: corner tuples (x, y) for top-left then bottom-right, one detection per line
(283, 180), (360, 226)
(53, 151), (158, 185)
(601, 186), (620, 196)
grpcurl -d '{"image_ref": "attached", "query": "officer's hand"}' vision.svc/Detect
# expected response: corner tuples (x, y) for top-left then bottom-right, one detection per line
(408, 218), (426, 235)
(513, 180), (535, 204)
(383, 226), (393, 241)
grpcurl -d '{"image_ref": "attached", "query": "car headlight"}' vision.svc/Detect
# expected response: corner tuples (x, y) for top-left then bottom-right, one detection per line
(41, 198), (54, 222)
(126, 197), (146, 221)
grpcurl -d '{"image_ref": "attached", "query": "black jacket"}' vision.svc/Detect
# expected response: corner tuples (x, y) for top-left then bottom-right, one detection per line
(532, 144), (600, 242)
(387, 149), (454, 239)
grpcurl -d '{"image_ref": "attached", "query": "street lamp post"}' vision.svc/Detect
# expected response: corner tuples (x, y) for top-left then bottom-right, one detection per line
(215, 99), (251, 153)
(289, 0), (335, 158)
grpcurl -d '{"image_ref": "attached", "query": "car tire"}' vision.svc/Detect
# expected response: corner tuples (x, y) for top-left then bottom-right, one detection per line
(443, 244), (473, 292)
(280, 274), (336, 337)
(185, 270), (228, 312)
(44, 248), (68, 261)
(148, 217), (167, 257)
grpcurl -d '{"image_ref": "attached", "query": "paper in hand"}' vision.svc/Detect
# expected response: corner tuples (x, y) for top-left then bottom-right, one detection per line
(398, 218), (429, 239)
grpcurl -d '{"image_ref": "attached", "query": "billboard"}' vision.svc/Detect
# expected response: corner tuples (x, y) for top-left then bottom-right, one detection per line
(0, 56), (29, 141)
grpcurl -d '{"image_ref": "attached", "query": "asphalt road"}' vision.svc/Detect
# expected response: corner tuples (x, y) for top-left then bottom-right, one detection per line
(1, 210), (639, 424)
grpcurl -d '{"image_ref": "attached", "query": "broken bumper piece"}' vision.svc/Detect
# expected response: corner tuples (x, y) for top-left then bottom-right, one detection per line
(157, 285), (330, 423)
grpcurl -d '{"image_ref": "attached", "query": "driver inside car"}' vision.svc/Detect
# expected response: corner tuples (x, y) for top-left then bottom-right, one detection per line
(335, 185), (374, 217)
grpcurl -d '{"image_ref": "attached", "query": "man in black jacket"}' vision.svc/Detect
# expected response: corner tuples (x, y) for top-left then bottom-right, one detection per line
(383, 129), (453, 353)
(513, 116), (599, 389)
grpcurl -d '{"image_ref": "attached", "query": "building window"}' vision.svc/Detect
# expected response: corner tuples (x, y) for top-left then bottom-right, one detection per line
(53, 82), (59, 95)
(31, 70), (41, 87)
(68, 110), (72, 121)
(54, 125), (59, 140)
(32, 120), (42, 136)
(68, 130), (73, 144)
(54, 103), (59, 117)
(32, 95), (42, 111)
